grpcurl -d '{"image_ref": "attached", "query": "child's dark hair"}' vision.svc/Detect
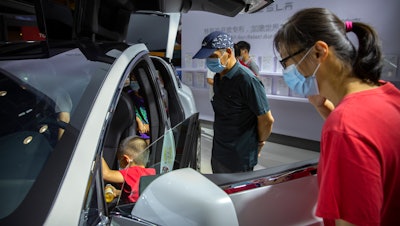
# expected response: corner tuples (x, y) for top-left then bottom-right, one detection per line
(236, 41), (251, 52)
(273, 8), (383, 85)
(118, 136), (149, 166)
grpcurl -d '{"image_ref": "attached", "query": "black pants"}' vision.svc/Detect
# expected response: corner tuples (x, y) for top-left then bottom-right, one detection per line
(211, 158), (254, 173)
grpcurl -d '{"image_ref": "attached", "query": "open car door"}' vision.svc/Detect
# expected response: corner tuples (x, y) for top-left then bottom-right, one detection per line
(77, 42), (200, 225)
(103, 113), (200, 225)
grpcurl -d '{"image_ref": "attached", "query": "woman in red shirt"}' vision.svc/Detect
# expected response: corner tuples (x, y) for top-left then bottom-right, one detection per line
(273, 7), (400, 226)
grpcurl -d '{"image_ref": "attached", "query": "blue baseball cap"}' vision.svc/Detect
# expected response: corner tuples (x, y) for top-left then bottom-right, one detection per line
(193, 31), (234, 59)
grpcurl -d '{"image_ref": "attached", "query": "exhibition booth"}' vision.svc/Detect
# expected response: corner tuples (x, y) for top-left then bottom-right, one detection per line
(179, 0), (399, 141)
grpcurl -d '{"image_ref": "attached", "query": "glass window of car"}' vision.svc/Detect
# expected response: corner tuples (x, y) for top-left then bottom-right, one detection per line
(0, 48), (111, 219)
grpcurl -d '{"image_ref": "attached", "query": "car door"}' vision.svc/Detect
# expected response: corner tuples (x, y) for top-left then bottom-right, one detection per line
(75, 42), (200, 225)
(104, 113), (200, 226)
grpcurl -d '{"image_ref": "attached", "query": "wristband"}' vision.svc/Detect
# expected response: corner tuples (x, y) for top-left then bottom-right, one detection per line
(258, 141), (265, 146)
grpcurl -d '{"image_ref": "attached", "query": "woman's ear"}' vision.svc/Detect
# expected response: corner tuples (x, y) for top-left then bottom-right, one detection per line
(314, 41), (329, 62)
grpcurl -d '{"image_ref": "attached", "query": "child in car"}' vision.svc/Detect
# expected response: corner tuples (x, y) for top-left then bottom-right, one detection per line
(102, 136), (156, 203)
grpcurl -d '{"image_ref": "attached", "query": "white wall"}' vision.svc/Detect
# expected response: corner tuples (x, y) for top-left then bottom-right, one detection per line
(181, 0), (400, 141)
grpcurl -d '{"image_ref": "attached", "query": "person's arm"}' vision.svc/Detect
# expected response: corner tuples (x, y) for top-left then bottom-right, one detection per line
(257, 110), (274, 156)
(57, 111), (70, 139)
(102, 157), (124, 183)
(308, 95), (335, 120)
(136, 116), (149, 134)
(54, 89), (72, 140)
(250, 60), (260, 77)
(206, 69), (215, 86)
(206, 78), (214, 86)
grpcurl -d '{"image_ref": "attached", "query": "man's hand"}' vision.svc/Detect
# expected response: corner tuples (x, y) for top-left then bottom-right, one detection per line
(258, 141), (265, 157)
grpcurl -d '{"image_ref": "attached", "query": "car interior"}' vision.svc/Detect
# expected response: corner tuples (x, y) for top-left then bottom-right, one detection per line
(102, 92), (137, 170)
(100, 50), (199, 208)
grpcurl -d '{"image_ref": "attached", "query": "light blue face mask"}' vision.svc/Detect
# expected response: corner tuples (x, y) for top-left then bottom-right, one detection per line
(282, 48), (320, 96)
(130, 81), (140, 91)
(206, 51), (227, 73)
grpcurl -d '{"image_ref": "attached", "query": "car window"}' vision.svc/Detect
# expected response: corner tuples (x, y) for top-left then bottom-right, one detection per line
(100, 113), (199, 217)
(0, 48), (110, 219)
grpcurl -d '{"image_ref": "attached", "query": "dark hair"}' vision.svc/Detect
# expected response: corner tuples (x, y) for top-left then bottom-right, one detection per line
(118, 136), (149, 165)
(273, 8), (382, 84)
(234, 43), (240, 56)
(236, 41), (251, 52)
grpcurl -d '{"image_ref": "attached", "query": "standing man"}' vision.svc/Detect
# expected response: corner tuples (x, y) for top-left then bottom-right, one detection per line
(236, 40), (260, 76)
(193, 31), (274, 173)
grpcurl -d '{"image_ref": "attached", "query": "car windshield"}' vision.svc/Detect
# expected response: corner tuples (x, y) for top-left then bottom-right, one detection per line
(0, 48), (111, 219)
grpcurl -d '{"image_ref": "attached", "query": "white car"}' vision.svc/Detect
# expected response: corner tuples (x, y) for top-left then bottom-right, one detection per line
(0, 0), (320, 225)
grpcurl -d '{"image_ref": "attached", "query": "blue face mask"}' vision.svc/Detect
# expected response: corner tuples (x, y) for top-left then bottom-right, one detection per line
(206, 52), (227, 73)
(282, 48), (320, 96)
(283, 64), (320, 96)
(130, 81), (140, 91)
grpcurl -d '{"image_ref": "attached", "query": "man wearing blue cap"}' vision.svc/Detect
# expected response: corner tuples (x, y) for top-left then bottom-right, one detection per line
(193, 31), (274, 173)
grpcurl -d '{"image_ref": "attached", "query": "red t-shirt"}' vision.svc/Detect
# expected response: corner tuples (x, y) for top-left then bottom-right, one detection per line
(316, 81), (400, 225)
(119, 166), (156, 202)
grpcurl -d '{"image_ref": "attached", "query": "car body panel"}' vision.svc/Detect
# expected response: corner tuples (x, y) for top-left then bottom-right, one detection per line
(132, 168), (239, 226)
(110, 160), (321, 226)
(230, 175), (321, 225)
(200, 158), (321, 225)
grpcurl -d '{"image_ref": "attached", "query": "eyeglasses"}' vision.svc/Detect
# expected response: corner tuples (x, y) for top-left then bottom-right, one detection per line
(279, 48), (307, 69)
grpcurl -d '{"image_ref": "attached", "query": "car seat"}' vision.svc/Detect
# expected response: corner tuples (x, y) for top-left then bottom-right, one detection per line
(103, 92), (136, 169)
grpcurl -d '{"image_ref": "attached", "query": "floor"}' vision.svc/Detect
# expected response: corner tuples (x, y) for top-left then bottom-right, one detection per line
(199, 121), (320, 174)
